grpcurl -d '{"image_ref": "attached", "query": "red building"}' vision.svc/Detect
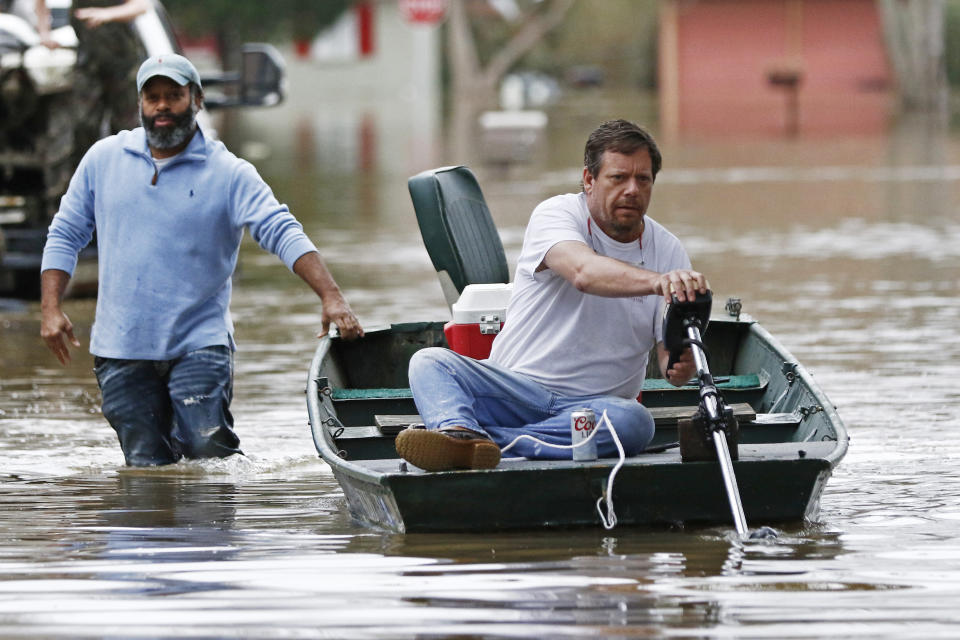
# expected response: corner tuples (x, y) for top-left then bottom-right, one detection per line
(658, 0), (893, 138)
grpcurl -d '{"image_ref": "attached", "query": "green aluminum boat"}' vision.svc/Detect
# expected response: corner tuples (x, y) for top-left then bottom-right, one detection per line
(306, 311), (848, 533)
(305, 165), (848, 533)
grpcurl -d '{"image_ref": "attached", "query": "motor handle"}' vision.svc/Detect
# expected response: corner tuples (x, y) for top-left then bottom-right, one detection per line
(662, 289), (712, 371)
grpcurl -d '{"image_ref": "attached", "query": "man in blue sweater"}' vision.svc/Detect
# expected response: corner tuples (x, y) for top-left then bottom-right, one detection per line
(39, 53), (363, 466)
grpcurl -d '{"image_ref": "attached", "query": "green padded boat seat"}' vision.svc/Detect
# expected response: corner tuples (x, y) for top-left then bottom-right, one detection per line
(332, 388), (414, 400)
(408, 166), (510, 307)
(641, 374), (764, 392)
(330, 375), (763, 403)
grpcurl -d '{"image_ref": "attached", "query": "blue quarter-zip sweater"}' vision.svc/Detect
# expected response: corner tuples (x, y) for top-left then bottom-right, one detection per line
(41, 125), (318, 360)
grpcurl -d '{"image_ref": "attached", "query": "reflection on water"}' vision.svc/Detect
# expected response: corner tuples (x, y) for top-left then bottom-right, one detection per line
(3, 87), (960, 636)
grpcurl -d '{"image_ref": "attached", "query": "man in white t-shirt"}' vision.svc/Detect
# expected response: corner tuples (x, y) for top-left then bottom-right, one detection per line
(397, 120), (707, 471)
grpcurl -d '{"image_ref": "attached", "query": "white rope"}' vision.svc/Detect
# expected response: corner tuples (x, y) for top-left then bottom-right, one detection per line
(595, 411), (625, 529)
(499, 409), (627, 530)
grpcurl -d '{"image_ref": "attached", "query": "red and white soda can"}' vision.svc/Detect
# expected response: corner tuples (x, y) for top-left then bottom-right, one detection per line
(571, 408), (598, 461)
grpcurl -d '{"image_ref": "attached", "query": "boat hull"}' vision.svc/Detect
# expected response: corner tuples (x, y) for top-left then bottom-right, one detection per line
(330, 445), (833, 533)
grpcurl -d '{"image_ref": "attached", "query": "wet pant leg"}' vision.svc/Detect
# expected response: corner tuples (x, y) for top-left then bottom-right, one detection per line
(167, 346), (242, 460)
(94, 346), (241, 466)
(95, 357), (179, 466)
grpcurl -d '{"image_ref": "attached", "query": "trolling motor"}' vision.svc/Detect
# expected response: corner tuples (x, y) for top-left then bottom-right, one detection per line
(662, 290), (739, 461)
(662, 290), (750, 537)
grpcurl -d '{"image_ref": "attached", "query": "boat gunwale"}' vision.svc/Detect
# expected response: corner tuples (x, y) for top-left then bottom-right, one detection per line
(307, 335), (388, 485)
(745, 320), (848, 465)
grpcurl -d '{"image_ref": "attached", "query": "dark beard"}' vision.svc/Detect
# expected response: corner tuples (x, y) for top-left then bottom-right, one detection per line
(141, 105), (197, 150)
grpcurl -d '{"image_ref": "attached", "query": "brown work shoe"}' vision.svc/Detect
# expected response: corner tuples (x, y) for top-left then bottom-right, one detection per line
(395, 426), (501, 471)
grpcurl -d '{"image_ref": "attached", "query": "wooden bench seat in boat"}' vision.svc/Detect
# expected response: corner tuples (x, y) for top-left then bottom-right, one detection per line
(327, 408), (803, 461)
(370, 404), (799, 435)
(324, 409), (802, 462)
(372, 403), (762, 435)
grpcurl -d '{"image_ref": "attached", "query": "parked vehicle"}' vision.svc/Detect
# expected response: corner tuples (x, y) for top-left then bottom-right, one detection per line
(0, 0), (284, 298)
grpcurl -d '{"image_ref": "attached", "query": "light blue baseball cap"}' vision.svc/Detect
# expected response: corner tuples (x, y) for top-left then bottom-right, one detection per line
(136, 53), (202, 92)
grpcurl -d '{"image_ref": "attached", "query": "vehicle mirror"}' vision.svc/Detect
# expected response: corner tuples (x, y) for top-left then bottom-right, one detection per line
(239, 44), (285, 107)
(201, 43), (285, 110)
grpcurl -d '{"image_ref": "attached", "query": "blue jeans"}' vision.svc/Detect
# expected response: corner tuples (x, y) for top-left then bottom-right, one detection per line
(93, 345), (242, 466)
(408, 347), (654, 460)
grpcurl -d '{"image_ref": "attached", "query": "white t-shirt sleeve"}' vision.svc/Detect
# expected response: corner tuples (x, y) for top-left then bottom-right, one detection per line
(517, 195), (588, 282)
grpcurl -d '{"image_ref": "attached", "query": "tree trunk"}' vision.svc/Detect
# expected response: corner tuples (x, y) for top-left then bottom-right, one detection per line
(445, 0), (576, 160)
(447, 0), (498, 160)
(878, 0), (947, 112)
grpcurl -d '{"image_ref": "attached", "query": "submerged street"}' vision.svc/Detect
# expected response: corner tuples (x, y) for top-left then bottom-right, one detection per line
(2, 71), (960, 636)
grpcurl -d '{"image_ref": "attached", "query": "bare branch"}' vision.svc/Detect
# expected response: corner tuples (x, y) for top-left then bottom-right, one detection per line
(482, 0), (576, 86)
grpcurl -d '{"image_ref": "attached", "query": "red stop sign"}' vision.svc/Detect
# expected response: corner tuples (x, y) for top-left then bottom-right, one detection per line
(399, 0), (448, 24)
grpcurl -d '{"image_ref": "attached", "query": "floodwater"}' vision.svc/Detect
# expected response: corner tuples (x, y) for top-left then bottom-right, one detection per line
(3, 81), (960, 638)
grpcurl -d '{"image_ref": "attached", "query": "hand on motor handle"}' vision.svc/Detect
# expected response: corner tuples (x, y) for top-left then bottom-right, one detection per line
(655, 269), (708, 304)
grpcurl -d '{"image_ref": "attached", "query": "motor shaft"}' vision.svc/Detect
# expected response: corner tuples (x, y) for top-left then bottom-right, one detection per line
(685, 321), (749, 538)
(714, 430), (748, 537)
